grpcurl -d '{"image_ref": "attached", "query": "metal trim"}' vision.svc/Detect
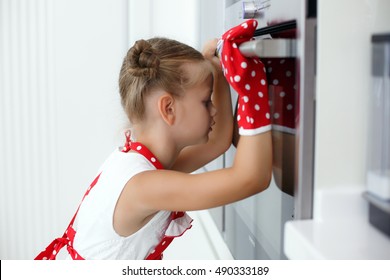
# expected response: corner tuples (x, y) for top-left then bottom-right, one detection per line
(294, 17), (316, 220)
(239, 38), (297, 58)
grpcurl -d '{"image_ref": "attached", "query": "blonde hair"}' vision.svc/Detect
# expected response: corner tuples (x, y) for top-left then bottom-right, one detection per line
(119, 37), (212, 123)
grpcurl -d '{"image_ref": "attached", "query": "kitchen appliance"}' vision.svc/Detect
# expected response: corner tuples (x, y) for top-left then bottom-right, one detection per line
(364, 33), (390, 238)
(209, 0), (317, 259)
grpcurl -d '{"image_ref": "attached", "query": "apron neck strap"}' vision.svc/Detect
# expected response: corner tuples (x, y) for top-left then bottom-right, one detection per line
(121, 130), (164, 170)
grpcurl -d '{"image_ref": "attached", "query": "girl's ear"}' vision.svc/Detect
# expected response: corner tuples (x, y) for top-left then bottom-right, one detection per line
(158, 93), (176, 125)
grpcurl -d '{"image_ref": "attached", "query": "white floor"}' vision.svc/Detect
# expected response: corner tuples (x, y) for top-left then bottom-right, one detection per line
(163, 210), (234, 260)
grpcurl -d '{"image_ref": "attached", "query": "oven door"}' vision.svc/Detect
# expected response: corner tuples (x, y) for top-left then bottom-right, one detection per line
(217, 0), (316, 259)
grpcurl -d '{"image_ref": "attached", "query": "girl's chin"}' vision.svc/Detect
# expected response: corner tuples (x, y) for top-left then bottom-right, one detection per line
(198, 134), (210, 145)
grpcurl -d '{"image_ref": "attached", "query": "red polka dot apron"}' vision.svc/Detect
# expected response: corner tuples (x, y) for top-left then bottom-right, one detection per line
(122, 131), (193, 260)
(35, 131), (192, 260)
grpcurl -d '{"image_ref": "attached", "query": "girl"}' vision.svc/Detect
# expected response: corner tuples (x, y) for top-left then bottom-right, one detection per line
(35, 19), (272, 260)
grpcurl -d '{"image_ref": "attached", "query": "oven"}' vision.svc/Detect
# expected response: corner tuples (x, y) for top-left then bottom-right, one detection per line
(210, 0), (317, 259)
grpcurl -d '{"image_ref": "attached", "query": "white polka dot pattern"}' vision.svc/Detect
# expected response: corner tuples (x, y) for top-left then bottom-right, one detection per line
(220, 19), (271, 135)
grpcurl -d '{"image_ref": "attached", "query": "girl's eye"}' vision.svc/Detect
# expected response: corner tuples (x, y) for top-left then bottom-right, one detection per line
(204, 99), (212, 107)
(203, 100), (212, 108)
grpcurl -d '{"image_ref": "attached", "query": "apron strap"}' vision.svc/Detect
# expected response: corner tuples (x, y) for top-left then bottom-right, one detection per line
(34, 172), (102, 260)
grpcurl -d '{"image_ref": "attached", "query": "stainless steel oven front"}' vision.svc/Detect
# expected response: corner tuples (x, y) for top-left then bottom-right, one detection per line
(210, 0), (317, 259)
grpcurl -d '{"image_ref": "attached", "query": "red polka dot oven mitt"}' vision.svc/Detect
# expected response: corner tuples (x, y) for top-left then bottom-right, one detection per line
(219, 19), (271, 135)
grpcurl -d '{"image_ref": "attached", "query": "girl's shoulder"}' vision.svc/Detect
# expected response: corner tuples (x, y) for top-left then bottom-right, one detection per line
(98, 148), (158, 181)
(111, 148), (156, 167)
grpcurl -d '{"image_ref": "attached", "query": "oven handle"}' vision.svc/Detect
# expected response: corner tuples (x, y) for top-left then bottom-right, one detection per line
(239, 38), (296, 58)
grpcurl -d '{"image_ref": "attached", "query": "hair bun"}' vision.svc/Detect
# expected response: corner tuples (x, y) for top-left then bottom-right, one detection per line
(127, 39), (160, 79)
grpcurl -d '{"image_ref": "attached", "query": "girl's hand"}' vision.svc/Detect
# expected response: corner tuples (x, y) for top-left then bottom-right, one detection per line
(202, 38), (222, 72)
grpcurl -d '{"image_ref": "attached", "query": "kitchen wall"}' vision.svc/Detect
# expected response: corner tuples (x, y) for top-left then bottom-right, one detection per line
(128, 0), (224, 52)
(314, 0), (390, 196)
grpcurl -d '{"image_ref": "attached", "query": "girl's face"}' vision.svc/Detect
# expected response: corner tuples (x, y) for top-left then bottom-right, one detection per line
(175, 72), (216, 147)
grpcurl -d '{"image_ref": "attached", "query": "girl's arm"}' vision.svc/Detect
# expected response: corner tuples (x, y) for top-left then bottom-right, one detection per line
(130, 132), (272, 211)
(171, 39), (233, 173)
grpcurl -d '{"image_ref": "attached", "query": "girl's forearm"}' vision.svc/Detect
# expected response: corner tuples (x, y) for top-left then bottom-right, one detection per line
(208, 67), (233, 153)
(233, 132), (273, 192)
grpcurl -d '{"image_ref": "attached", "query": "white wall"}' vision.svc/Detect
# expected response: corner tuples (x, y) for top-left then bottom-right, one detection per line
(314, 0), (390, 197)
(128, 0), (225, 53)
(129, 0), (199, 48)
